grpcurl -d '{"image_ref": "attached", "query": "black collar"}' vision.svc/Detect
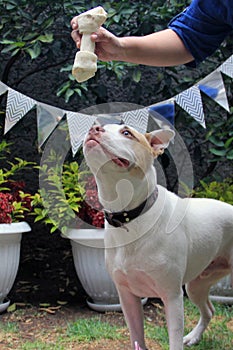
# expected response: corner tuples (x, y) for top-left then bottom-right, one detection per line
(104, 187), (158, 228)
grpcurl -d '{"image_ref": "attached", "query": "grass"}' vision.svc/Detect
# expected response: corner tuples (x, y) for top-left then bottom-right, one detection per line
(0, 298), (232, 349)
(66, 317), (123, 342)
(0, 321), (19, 333)
(144, 300), (233, 350)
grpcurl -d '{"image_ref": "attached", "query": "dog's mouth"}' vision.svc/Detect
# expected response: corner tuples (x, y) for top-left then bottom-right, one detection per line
(111, 156), (130, 168)
(85, 138), (130, 168)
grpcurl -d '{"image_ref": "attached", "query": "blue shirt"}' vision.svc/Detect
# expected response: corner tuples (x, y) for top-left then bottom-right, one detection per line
(168, 0), (233, 66)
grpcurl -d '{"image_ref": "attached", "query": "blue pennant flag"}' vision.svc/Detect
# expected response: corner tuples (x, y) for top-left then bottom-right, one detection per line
(149, 101), (175, 126)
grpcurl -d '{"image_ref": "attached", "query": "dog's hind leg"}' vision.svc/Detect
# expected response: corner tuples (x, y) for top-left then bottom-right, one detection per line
(184, 268), (230, 347)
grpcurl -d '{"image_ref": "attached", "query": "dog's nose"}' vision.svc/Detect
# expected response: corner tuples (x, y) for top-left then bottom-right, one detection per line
(89, 125), (105, 135)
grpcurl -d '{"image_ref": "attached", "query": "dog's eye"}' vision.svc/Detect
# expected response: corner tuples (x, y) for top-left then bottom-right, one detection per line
(122, 129), (132, 137)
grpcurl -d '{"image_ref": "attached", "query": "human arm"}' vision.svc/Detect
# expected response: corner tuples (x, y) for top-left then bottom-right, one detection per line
(71, 0), (232, 68)
(71, 21), (194, 67)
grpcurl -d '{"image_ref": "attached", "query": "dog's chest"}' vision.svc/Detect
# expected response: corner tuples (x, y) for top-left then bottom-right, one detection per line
(112, 268), (161, 298)
(106, 243), (166, 298)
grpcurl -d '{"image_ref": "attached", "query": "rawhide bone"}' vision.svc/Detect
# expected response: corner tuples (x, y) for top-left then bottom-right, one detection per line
(72, 6), (107, 83)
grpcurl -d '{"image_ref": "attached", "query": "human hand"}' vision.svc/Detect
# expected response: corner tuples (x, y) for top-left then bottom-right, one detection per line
(71, 18), (121, 62)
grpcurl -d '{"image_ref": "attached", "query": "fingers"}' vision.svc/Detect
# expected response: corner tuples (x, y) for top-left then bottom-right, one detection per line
(71, 30), (99, 50)
(71, 30), (81, 49)
(70, 16), (99, 49)
(91, 27), (114, 43)
(71, 17), (80, 49)
(70, 17), (114, 54)
(70, 16), (79, 30)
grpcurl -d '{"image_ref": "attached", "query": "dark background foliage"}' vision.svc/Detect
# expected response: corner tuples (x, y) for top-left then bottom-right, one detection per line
(0, 0), (232, 305)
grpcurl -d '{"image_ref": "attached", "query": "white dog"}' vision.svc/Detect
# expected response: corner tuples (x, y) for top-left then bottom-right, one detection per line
(83, 123), (233, 350)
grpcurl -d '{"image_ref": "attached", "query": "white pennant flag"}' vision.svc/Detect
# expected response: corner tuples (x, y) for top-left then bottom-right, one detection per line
(5, 88), (36, 134)
(218, 54), (233, 78)
(66, 111), (96, 156)
(121, 107), (149, 133)
(37, 102), (65, 147)
(175, 86), (206, 128)
(198, 70), (230, 112)
(0, 81), (8, 96)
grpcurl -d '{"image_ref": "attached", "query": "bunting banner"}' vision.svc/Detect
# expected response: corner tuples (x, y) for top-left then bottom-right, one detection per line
(37, 103), (65, 148)
(198, 70), (230, 112)
(218, 55), (233, 78)
(0, 82), (8, 96)
(66, 111), (96, 156)
(0, 54), (232, 154)
(175, 85), (206, 128)
(5, 88), (36, 134)
(148, 98), (175, 127)
(121, 108), (149, 133)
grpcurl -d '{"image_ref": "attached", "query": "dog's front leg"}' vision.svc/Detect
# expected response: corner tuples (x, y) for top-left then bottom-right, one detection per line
(164, 291), (184, 350)
(118, 287), (146, 350)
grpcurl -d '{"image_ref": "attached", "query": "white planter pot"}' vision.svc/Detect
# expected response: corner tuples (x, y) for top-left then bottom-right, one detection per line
(0, 222), (31, 312)
(65, 228), (120, 311)
(65, 228), (147, 312)
(210, 275), (233, 304)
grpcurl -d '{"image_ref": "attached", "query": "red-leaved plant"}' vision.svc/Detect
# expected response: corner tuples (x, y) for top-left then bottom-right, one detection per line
(77, 175), (104, 228)
(0, 140), (33, 224)
(0, 181), (32, 224)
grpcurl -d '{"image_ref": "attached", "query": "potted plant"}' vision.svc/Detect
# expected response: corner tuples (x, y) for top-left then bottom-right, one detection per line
(64, 174), (122, 312)
(32, 148), (122, 310)
(0, 139), (32, 313)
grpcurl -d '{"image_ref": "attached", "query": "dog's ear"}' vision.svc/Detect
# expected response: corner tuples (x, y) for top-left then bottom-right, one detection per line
(145, 129), (175, 157)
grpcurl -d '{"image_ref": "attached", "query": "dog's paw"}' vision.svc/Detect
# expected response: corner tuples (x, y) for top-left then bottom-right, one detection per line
(134, 341), (146, 350)
(183, 331), (202, 347)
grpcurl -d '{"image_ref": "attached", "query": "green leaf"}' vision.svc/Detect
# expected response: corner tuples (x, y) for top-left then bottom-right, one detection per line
(208, 136), (224, 147)
(1, 45), (18, 53)
(209, 148), (227, 156)
(37, 33), (53, 43)
(50, 226), (58, 233)
(65, 89), (74, 102)
(60, 65), (72, 72)
(132, 69), (142, 83)
(225, 136), (233, 149)
(26, 45), (41, 59)
(7, 303), (16, 312)
(226, 149), (233, 160)
(74, 88), (82, 97)
(0, 39), (15, 44)
(56, 81), (70, 97)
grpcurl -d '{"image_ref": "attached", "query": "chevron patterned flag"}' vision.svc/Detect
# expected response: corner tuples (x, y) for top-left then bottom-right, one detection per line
(5, 88), (36, 134)
(121, 107), (149, 133)
(175, 85), (206, 128)
(218, 54), (233, 78)
(37, 102), (65, 148)
(198, 70), (230, 112)
(66, 111), (96, 156)
(0, 81), (8, 96)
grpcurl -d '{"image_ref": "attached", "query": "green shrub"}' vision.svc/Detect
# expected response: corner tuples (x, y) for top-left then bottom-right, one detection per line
(193, 179), (233, 205)
(32, 150), (87, 234)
